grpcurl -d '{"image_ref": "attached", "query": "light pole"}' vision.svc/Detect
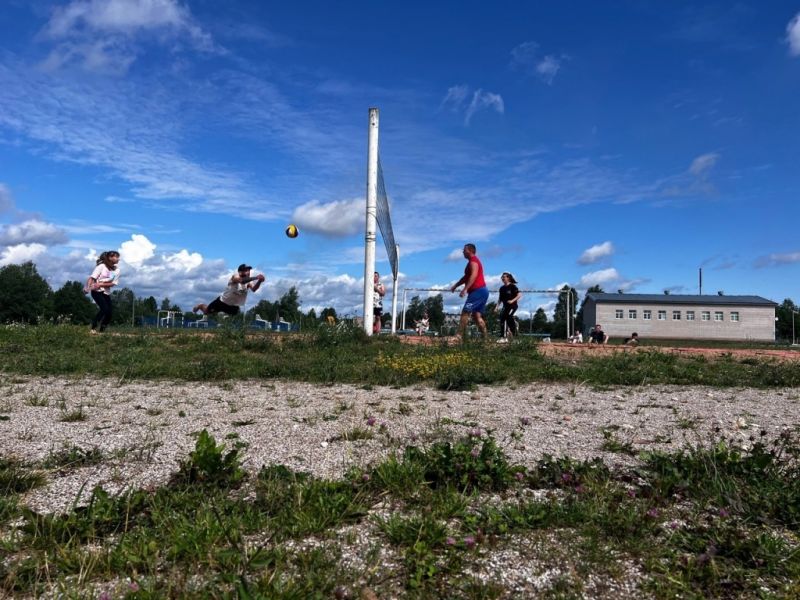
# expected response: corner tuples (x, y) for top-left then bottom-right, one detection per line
(793, 309), (798, 346)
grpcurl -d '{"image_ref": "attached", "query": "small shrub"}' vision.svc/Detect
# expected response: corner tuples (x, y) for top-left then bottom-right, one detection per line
(175, 429), (245, 488)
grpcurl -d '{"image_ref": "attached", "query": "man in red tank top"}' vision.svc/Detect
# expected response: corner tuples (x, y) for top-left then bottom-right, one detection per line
(449, 243), (489, 339)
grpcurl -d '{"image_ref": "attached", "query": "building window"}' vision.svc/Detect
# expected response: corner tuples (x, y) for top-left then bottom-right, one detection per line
(672, 310), (681, 320)
(658, 310), (666, 321)
(701, 311), (710, 321)
(686, 311), (695, 321)
(615, 309), (623, 319)
(643, 310), (651, 320)
(714, 311), (724, 321)
(629, 309), (637, 319)
(730, 311), (739, 322)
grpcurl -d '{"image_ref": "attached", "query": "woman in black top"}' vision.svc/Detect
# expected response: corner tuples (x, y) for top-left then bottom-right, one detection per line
(498, 272), (522, 341)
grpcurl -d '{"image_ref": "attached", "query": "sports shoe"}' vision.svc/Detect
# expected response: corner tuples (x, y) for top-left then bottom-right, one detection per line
(496, 337), (509, 344)
(89, 329), (99, 335)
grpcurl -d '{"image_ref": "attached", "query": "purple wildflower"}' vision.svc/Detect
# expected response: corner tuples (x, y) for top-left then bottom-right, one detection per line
(366, 416), (376, 426)
(469, 427), (482, 437)
(463, 535), (476, 548)
(718, 508), (730, 518)
(520, 417), (531, 426)
(98, 593), (111, 600)
(575, 484), (586, 494)
(446, 536), (456, 546)
(129, 582), (140, 592)
(514, 471), (525, 482)
(646, 508), (659, 518)
(362, 473), (370, 482)
(470, 445), (481, 458)
(561, 473), (572, 483)
(626, 489), (637, 498)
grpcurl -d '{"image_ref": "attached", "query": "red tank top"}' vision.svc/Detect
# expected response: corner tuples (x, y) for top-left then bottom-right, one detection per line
(466, 255), (486, 292)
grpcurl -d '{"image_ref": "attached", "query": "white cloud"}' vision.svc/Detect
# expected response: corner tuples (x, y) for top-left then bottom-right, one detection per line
(440, 85), (470, 111)
(120, 233), (156, 266)
(41, 0), (216, 72)
(0, 243), (48, 266)
(445, 248), (464, 262)
(787, 12), (800, 56)
(441, 86), (504, 125)
(0, 220), (68, 246)
(292, 198), (362, 237)
(578, 241), (615, 265)
(465, 89), (504, 125)
(755, 251), (800, 268)
(535, 55), (562, 85)
(689, 152), (719, 176)
(579, 268), (620, 287)
(510, 41), (565, 84)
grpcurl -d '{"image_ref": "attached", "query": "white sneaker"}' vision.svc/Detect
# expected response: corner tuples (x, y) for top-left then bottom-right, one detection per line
(496, 337), (509, 344)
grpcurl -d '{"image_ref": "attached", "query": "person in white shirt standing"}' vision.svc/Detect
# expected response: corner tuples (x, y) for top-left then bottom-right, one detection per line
(193, 264), (265, 317)
(84, 250), (121, 334)
(373, 271), (386, 334)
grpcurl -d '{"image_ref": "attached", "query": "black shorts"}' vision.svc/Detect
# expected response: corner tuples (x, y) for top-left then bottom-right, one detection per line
(373, 307), (382, 317)
(207, 297), (241, 316)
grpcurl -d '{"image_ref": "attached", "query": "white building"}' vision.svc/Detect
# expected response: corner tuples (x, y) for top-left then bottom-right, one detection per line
(582, 293), (778, 342)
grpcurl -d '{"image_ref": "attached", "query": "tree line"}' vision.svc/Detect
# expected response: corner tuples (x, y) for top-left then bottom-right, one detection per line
(1, 262), (798, 342)
(0, 262), (339, 328)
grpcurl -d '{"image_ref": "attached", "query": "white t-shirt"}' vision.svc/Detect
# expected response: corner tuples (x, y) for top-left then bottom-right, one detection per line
(90, 264), (120, 295)
(220, 278), (249, 306)
(373, 284), (385, 308)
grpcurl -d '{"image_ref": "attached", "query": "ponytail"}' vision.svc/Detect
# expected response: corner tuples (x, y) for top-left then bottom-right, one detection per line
(97, 251), (120, 269)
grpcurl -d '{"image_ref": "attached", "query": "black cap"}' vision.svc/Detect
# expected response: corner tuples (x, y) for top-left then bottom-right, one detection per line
(238, 264), (253, 272)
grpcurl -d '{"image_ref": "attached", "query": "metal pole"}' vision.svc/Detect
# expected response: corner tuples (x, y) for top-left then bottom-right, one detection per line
(401, 288), (408, 331)
(131, 289), (135, 327)
(363, 108), (379, 335)
(391, 244), (399, 334)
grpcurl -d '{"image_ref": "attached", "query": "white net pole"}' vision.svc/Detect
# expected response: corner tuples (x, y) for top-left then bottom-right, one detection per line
(391, 244), (399, 334)
(363, 108), (379, 335)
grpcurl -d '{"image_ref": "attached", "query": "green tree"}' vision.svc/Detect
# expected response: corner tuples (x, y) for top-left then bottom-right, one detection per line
(278, 287), (301, 323)
(52, 281), (95, 324)
(423, 294), (445, 331)
(552, 285), (578, 339)
(775, 298), (798, 342)
(405, 296), (425, 328)
(576, 285), (604, 333)
(110, 288), (135, 326)
(532, 307), (550, 333)
(320, 307), (338, 322)
(140, 296), (158, 316)
(250, 299), (278, 322)
(0, 262), (52, 324)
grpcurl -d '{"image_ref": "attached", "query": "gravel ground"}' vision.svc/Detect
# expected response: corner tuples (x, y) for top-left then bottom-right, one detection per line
(2, 376), (800, 598)
(1, 376), (798, 515)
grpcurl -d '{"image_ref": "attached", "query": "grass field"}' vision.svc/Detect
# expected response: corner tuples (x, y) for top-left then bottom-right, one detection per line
(1, 324), (799, 389)
(1, 324), (799, 598)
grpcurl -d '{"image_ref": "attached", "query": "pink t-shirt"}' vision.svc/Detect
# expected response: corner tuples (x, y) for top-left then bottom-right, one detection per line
(90, 264), (120, 295)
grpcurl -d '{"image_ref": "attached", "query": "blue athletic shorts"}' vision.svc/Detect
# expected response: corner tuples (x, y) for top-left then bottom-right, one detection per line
(462, 286), (489, 315)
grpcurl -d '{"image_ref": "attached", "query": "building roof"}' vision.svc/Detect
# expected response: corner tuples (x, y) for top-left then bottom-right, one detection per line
(585, 293), (778, 307)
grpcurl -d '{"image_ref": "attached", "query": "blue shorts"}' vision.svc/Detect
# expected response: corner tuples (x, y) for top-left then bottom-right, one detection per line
(462, 286), (489, 315)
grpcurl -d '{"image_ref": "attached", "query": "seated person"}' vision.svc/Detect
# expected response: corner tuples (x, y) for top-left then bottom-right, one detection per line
(588, 324), (608, 344)
(568, 330), (583, 344)
(415, 313), (430, 335)
(624, 332), (640, 346)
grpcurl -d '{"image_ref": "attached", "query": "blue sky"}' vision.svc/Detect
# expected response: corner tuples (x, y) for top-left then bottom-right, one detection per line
(1, 0), (799, 318)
